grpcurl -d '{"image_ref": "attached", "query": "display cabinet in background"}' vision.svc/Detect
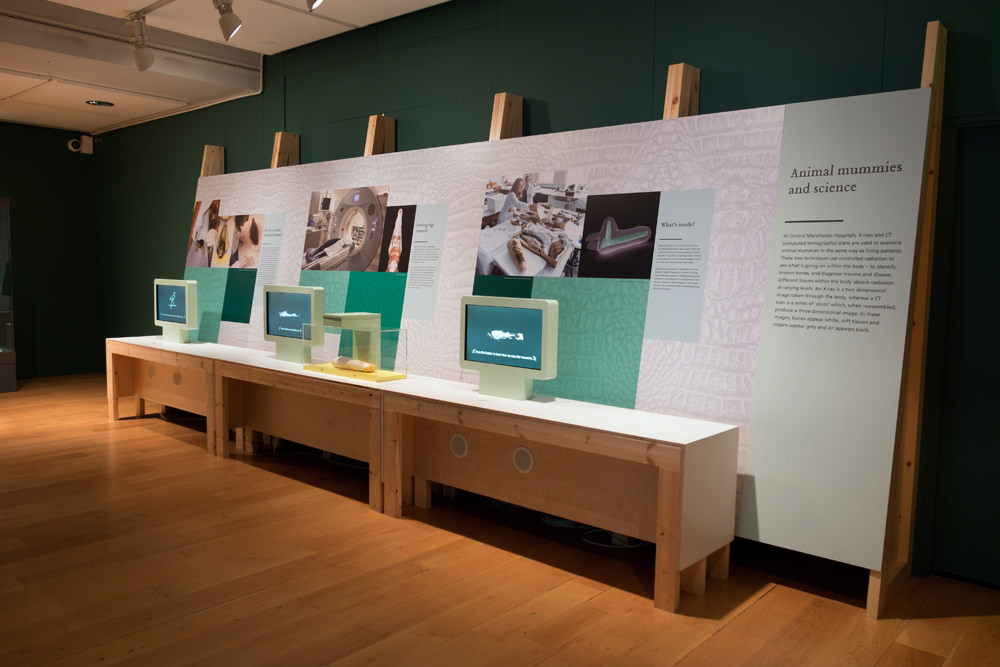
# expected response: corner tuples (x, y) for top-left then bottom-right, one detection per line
(0, 198), (14, 392)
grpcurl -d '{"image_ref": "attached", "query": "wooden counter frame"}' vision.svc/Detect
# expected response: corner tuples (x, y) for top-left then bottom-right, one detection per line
(106, 338), (219, 452)
(106, 336), (739, 611)
(213, 359), (384, 511)
(106, 338), (385, 510)
(381, 392), (738, 612)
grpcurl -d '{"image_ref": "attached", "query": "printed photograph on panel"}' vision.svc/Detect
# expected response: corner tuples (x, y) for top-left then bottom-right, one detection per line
(210, 215), (234, 267)
(186, 199), (221, 267)
(476, 170), (589, 277)
(577, 192), (660, 279)
(228, 214), (263, 269)
(302, 186), (389, 272)
(377, 205), (416, 273)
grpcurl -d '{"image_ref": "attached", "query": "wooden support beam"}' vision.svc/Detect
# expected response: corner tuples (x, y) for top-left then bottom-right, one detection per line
(707, 543), (730, 580)
(364, 114), (396, 156)
(653, 467), (682, 611)
(867, 19), (947, 620)
(200, 145), (225, 177)
(270, 132), (300, 168)
(680, 557), (707, 596)
(489, 92), (523, 141)
(663, 63), (700, 120)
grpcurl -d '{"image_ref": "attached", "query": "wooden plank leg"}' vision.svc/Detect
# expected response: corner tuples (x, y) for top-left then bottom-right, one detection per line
(654, 467), (682, 612)
(234, 427), (247, 453)
(680, 558), (707, 596)
(414, 477), (432, 509)
(401, 414), (414, 506)
(106, 349), (120, 421)
(382, 410), (402, 517)
(707, 542), (731, 580)
(211, 374), (226, 458)
(134, 396), (145, 418)
(368, 407), (383, 512)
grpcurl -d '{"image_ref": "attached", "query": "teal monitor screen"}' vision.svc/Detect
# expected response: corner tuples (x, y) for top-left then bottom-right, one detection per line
(156, 283), (189, 325)
(459, 295), (558, 400)
(266, 290), (313, 340)
(153, 278), (198, 343)
(464, 304), (543, 371)
(262, 284), (324, 363)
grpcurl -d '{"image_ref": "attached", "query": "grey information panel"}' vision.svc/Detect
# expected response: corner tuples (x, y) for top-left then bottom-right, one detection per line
(742, 88), (931, 570)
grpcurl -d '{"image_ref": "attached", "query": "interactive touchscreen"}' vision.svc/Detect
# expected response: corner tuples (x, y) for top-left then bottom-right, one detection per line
(266, 290), (312, 339)
(155, 283), (188, 324)
(459, 295), (558, 400)
(464, 304), (543, 371)
(153, 278), (197, 344)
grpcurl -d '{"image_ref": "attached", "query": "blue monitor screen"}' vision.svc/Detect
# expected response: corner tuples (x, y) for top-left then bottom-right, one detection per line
(156, 284), (188, 324)
(266, 291), (312, 339)
(464, 304), (543, 371)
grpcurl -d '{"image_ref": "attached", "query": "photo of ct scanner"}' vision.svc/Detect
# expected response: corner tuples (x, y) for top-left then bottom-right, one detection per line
(302, 187), (387, 271)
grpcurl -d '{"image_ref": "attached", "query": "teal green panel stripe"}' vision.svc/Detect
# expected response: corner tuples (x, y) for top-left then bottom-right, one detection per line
(299, 270), (350, 314)
(221, 268), (257, 324)
(531, 277), (646, 409)
(183, 266), (227, 343)
(343, 272), (407, 368)
(472, 274), (534, 298)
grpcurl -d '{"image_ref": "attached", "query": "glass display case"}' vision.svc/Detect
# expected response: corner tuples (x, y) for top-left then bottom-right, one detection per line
(304, 312), (406, 381)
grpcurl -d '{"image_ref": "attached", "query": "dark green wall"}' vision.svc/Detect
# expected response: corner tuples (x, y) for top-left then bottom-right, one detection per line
(0, 121), (101, 376)
(5, 0), (998, 586)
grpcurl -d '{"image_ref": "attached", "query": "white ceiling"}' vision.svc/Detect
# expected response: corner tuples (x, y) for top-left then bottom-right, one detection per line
(0, 0), (446, 135)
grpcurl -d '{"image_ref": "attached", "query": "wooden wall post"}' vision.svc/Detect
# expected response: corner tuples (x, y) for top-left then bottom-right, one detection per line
(663, 63), (701, 119)
(200, 145), (225, 177)
(364, 114), (396, 156)
(489, 92), (523, 141)
(271, 132), (300, 168)
(867, 19), (946, 620)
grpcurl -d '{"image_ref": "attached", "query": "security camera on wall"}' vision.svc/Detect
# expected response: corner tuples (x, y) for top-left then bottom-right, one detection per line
(67, 135), (94, 154)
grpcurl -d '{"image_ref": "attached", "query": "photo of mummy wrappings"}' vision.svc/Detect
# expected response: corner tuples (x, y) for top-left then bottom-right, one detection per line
(476, 171), (589, 277)
(334, 356), (376, 372)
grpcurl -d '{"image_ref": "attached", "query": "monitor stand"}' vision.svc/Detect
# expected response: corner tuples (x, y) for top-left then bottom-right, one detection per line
(275, 338), (312, 364)
(160, 325), (191, 344)
(477, 369), (533, 400)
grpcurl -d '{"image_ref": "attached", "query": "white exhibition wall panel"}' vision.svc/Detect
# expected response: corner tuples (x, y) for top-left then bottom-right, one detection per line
(188, 88), (931, 570)
(743, 89), (932, 569)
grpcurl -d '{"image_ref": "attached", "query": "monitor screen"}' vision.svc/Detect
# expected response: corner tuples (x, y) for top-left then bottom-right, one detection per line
(459, 295), (558, 400)
(266, 290), (313, 340)
(464, 303), (544, 371)
(262, 284), (324, 364)
(155, 283), (188, 325)
(153, 279), (198, 343)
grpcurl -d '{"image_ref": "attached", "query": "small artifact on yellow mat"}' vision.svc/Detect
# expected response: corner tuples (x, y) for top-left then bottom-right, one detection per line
(333, 356), (376, 373)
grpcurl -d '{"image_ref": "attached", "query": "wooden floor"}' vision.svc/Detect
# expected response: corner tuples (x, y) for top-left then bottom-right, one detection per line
(2, 374), (999, 666)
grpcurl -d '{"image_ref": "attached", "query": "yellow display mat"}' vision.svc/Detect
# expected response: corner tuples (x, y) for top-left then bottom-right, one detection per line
(304, 362), (406, 382)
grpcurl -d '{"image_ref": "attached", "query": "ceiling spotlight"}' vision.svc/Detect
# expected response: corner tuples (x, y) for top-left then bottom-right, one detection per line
(306, 0), (324, 10)
(213, 0), (242, 42)
(125, 14), (154, 72)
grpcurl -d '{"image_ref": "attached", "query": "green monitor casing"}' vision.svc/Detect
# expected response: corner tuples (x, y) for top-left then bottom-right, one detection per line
(153, 279), (198, 343)
(263, 284), (324, 363)
(459, 295), (558, 400)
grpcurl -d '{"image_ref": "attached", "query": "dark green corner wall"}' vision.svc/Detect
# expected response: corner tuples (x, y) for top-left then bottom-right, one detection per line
(3, 0), (998, 586)
(0, 122), (99, 376)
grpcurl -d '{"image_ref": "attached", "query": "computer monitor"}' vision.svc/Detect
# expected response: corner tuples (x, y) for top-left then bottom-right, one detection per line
(459, 295), (558, 400)
(262, 284), (324, 363)
(153, 279), (198, 343)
